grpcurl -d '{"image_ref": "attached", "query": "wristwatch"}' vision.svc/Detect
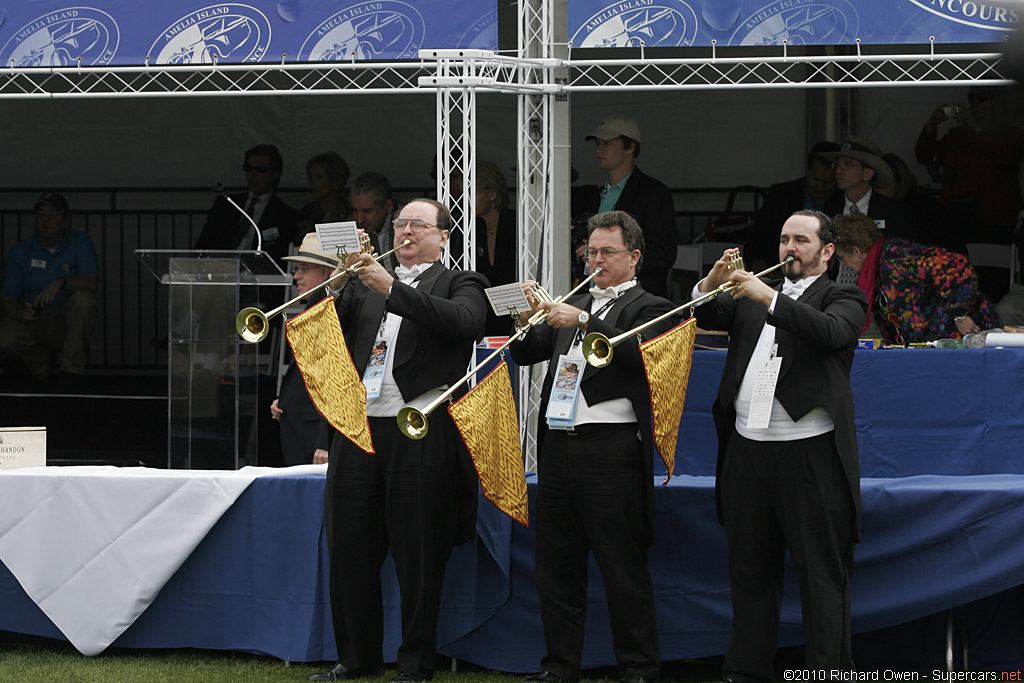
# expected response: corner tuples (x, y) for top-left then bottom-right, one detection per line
(576, 311), (590, 328)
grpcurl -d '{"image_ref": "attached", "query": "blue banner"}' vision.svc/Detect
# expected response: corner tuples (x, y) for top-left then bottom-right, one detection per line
(568, 0), (1015, 48)
(0, 0), (497, 67)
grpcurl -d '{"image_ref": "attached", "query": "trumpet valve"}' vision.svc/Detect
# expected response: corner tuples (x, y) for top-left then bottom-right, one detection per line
(727, 252), (745, 272)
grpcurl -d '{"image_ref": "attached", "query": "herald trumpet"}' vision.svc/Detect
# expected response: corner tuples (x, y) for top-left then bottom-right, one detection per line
(581, 255), (795, 368)
(235, 239), (411, 343)
(396, 268), (604, 440)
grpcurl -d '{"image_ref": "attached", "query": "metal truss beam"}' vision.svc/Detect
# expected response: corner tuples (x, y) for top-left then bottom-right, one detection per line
(0, 47), (1008, 99)
(0, 60), (430, 99)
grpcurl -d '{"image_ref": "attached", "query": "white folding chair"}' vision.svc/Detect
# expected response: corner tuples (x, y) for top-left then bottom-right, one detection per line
(965, 242), (1019, 290)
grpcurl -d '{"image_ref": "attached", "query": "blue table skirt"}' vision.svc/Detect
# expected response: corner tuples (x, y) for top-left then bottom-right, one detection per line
(3, 472), (1024, 670)
(675, 348), (1024, 478)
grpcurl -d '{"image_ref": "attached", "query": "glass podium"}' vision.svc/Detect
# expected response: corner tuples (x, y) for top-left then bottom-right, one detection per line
(136, 250), (290, 469)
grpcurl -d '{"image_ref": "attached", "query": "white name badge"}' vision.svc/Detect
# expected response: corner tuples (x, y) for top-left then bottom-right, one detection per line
(546, 354), (583, 429)
(262, 226), (281, 242)
(746, 356), (782, 430)
(362, 314), (397, 399)
(30, 259), (46, 269)
(362, 339), (390, 399)
(874, 219), (886, 230)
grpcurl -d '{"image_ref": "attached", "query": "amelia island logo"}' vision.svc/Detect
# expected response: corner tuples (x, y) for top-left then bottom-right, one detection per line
(299, 1), (426, 61)
(1, 7), (119, 67)
(571, 0), (699, 48)
(906, 0), (1017, 32)
(149, 4), (272, 65)
(458, 8), (499, 50)
(729, 0), (859, 46)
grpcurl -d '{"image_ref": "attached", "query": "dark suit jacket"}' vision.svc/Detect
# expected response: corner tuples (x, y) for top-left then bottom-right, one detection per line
(335, 262), (490, 543)
(583, 167), (677, 296)
(824, 191), (918, 243)
(510, 285), (676, 546)
(475, 210), (519, 337)
(278, 300), (332, 466)
(747, 177), (843, 265)
(693, 275), (868, 538)
(195, 193), (301, 266)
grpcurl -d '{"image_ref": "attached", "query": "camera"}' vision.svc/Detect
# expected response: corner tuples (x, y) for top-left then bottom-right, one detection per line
(942, 104), (961, 118)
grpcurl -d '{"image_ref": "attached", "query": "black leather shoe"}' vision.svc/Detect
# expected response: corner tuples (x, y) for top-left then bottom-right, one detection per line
(390, 673), (428, 683)
(308, 663), (385, 681)
(524, 672), (570, 683)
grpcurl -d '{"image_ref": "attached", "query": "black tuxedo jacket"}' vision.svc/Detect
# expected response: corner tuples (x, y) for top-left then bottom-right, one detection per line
(694, 275), (868, 538)
(824, 191), (918, 243)
(335, 261), (489, 543)
(510, 285), (676, 546)
(195, 192), (301, 266)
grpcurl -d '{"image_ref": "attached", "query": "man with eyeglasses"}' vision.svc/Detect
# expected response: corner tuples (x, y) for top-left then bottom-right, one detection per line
(511, 210), (676, 683)
(820, 137), (916, 244)
(266, 233), (337, 466)
(308, 199), (488, 683)
(194, 143), (300, 267)
(0, 192), (100, 384)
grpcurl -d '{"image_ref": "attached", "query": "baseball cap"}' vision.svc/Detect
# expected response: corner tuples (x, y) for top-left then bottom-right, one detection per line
(584, 115), (642, 142)
(34, 192), (70, 214)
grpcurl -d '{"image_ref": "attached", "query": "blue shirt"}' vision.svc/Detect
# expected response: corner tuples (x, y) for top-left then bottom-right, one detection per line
(1, 230), (99, 309)
(598, 171), (633, 213)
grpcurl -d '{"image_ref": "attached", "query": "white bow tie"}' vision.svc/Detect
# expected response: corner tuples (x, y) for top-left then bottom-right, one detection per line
(781, 279), (806, 299)
(591, 287), (619, 302)
(395, 263), (431, 283)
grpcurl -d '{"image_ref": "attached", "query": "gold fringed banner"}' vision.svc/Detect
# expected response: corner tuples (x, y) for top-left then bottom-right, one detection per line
(640, 317), (697, 484)
(286, 296), (374, 454)
(448, 361), (529, 527)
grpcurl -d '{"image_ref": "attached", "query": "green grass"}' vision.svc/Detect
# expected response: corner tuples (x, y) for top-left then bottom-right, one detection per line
(0, 641), (724, 683)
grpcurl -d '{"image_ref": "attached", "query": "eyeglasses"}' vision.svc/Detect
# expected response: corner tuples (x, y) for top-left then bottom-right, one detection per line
(242, 164), (274, 174)
(831, 159), (863, 171)
(34, 210), (64, 220)
(393, 217), (438, 232)
(292, 263), (324, 273)
(585, 247), (631, 259)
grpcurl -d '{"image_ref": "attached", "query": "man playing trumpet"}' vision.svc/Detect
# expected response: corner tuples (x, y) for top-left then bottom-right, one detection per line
(308, 199), (488, 683)
(691, 210), (867, 682)
(511, 211), (675, 683)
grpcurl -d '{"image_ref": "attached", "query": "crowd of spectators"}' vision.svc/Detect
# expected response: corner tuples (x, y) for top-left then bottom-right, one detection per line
(4, 88), (1023, 385)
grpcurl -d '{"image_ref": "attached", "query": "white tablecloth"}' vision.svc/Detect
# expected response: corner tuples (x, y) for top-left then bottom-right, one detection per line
(0, 464), (326, 655)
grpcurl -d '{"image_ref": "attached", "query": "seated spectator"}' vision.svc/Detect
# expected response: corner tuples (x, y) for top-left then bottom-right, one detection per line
(300, 151), (353, 232)
(0, 192), (100, 382)
(876, 152), (962, 253)
(194, 143), (300, 268)
(474, 160), (517, 336)
(822, 137), (917, 242)
(745, 141), (841, 269)
(350, 171), (400, 274)
(268, 233), (336, 466)
(833, 213), (998, 344)
(581, 114), (676, 297)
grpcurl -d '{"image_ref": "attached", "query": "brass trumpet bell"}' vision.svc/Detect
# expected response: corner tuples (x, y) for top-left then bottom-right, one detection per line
(237, 307), (270, 344)
(396, 406), (428, 440)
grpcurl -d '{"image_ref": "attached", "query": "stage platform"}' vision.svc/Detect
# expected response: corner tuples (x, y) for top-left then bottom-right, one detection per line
(2, 348), (1023, 671)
